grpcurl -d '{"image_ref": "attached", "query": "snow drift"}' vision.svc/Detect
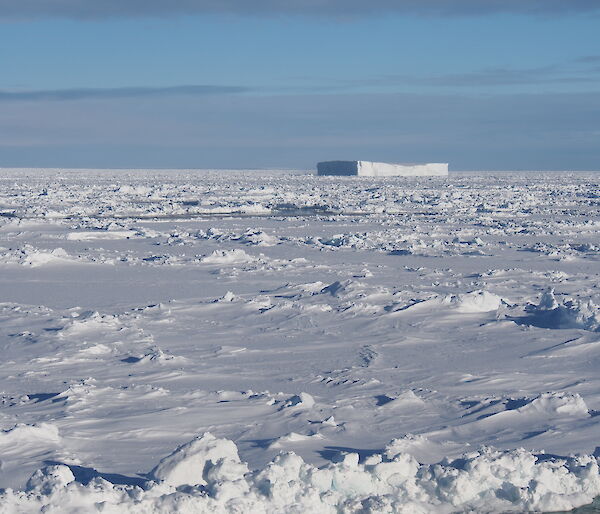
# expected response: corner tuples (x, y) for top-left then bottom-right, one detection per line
(1, 433), (599, 513)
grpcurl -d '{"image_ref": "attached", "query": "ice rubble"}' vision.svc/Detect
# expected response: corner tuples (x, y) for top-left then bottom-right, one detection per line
(448, 290), (503, 313)
(200, 248), (259, 265)
(150, 433), (247, 487)
(522, 288), (600, 331)
(0, 246), (76, 267)
(2, 433), (600, 513)
(2, 169), (600, 512)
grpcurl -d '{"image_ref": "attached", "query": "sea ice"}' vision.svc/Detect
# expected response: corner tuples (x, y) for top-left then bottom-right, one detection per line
(0, 168), (599, 512)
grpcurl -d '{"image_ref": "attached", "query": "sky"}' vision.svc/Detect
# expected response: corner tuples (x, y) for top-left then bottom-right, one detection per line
(1, 1), (599, 170)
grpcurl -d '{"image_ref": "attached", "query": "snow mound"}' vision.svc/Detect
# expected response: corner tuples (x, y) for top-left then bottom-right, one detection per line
(26, 465), (75, 495)
(150, 432), (247, 487)
(378, 390), (425, 411)
(3, 437), (600, 513)
(523, 288), (600, 331)
(518, 392), (590, 418)
(319, 279), (359, 298)
(401, 290), (503, 314)
(449, 290), (503, 313)
(5, 246), (75, 267)
(269, 432), (322, 449)
(280, 392), (316, 410)
(60, 310), (122, 336)
(136, 347), (187, 364)
(0, 423), (60, 445)
(216, 291), (237, 302)
(237, 229), (279, 246)
(0, 423), (62, 490)
(201, 249), (258, 265)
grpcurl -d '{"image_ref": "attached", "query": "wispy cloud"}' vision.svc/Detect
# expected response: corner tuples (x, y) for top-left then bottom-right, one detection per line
(2, 90), (599, 170)
(575, 55), (600, 64)
(295, 59), (600, 93)
(4, 58), (599, 103)
(0, 85), (250, 101)
(1, 0), (599, 20)
(398, 66), (600, 87)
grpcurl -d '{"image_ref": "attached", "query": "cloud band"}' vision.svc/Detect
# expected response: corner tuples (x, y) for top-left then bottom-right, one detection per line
(1, 0), (599, 20)
(0, 85), (250, 102)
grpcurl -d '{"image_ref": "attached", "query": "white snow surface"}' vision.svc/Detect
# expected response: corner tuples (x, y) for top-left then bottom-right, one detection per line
(0, 168), (600, 512)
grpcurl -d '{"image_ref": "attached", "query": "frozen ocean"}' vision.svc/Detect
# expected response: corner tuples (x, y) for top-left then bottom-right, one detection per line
(0, 168), (599, 513)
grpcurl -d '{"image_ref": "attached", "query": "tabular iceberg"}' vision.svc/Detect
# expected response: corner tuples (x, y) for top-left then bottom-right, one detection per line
(317, 160), (448, 177)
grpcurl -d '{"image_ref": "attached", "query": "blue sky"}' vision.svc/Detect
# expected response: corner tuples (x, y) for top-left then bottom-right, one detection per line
(1, 2), (599, 169)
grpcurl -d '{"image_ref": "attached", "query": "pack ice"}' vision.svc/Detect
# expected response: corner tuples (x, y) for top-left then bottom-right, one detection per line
(0, 168), (599, 513)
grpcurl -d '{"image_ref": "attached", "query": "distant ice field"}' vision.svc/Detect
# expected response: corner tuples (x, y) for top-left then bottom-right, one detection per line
(0, 168), (599, 512)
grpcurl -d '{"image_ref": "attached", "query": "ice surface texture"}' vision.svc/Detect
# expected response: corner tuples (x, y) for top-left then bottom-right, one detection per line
(0, 168), (599, 512)
(2, 432), (600, 513)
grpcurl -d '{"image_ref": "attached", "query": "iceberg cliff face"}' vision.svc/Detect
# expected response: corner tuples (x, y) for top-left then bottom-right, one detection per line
(317, 161), (448, 177)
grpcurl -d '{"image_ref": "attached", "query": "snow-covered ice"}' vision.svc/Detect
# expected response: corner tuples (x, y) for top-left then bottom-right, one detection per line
(0, 168), (599, 512)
